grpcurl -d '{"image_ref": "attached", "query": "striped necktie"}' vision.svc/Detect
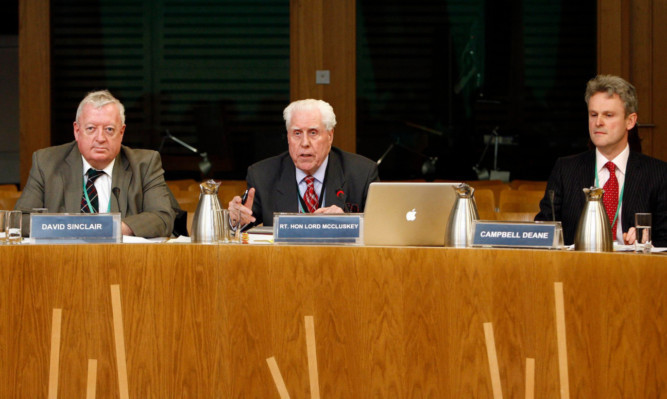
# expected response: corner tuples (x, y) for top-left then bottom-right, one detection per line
(81, 169), (105, 213)
(303, 175), (319, 213)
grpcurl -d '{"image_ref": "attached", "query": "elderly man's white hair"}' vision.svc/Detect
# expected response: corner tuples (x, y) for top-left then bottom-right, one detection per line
(283, 99), (337, 131)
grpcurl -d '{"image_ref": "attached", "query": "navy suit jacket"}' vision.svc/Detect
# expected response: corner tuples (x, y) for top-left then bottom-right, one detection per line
(535, 150), (667, 246)
(246, 147), (379, 226)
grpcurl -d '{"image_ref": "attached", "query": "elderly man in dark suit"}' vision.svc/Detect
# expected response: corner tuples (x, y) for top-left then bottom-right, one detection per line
(535, 75), (667, 247)
(16, 90), (176, 237)
(229, 99), (379, 227)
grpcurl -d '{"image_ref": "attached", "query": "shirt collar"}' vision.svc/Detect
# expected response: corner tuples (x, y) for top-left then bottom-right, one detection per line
(82, 157), (115, 177)
(596, 144), (629, 175)
(295, 155), (329, 184)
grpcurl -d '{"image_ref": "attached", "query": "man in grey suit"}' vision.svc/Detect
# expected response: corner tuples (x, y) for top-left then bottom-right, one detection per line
(229, 99), (379, 227)
(535, 75), (667, 247)
(16, 90), (176, 237)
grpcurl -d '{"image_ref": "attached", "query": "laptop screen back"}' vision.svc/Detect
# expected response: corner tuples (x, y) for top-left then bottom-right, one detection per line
(363, 182), (460, 246)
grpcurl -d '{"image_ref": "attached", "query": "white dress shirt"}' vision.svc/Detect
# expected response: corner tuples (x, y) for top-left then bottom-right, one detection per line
(82, 157), (115, 213)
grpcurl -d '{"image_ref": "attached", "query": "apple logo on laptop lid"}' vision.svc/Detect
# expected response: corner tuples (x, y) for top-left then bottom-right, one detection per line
(406, 208), (417, 221)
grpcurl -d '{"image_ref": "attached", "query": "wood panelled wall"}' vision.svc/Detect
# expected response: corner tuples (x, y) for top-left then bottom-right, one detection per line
(18, 0), (50, 188)
(598, 0), (667, 160)
(18, 0), (667, 187)
(290, 0), (356, 152)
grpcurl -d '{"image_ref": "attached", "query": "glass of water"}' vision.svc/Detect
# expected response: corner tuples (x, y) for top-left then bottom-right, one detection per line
(634, 213), (652, 253)
(7, 210), (22, 244)
(0, 210), (7, 244)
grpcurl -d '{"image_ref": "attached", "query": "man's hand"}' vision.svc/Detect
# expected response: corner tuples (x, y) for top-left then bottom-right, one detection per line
(623, 227), (636, 245)
(121, 221), (134, 236)
(313, 205), (344, 214)
(228, 187), (256, 226)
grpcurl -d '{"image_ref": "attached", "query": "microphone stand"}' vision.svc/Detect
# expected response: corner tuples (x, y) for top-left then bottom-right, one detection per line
(472, 126), (500, 180)
(159, 130), (212, 176)
(376, 138), (438, 179)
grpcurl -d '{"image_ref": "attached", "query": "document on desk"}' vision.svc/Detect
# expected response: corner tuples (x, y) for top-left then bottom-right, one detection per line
(613, 243), (666, 253)
(246, 225), (274, 244)
(563, 244), (665, 253)
(167, 235), (192, 243)
(122, 236), (169, 244)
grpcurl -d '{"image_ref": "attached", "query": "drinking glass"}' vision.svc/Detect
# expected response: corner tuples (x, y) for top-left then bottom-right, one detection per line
(7, 210), (22, 244)
(0, 210), (7, 244)
(229, 208), (245, 243)
(215, 209), (231, 243)
(634, 213), (652, 253)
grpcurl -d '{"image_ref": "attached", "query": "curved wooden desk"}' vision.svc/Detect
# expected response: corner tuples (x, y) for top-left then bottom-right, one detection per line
(0, 244), (664, 398)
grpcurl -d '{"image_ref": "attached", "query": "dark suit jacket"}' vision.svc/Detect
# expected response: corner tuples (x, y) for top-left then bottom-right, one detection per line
(535, 150), (667, 246)
(246, 147), (379, 226)
(16, 141), (176, 237)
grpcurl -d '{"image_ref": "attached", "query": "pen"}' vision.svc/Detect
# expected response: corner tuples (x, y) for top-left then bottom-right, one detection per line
(241, 189), (249, 205)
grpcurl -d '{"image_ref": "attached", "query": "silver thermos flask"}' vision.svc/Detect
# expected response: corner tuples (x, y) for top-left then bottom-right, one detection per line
(574, 187), (613, 252)
(191, 179), (223, 243)
(445, 183), (479, 247)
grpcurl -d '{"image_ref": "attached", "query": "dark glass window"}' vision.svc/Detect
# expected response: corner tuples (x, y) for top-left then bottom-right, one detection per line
(357, 0), (596, 181)
(51, 0), (290, 180)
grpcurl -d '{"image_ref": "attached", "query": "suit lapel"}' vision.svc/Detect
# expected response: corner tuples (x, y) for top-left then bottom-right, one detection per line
(110, 149), (131, 217)
(581, 151), (596, 189)
(621, 152), (641, 229)
(274, 155), (299, 213)
(63, 144), (84, 213)
(323, 150), (346, 209)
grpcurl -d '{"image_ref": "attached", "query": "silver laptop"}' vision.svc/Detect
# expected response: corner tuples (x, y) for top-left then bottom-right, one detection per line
(363, 182), (460, 246)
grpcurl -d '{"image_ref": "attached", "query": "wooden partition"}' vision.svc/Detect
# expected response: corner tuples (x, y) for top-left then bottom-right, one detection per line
(290, 0), (356, 152)
(0, 245), (664, 398)
(19, 0), (51, 188)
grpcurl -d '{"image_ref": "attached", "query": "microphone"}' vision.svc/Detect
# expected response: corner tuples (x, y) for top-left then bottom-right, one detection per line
(159, 130), (212, 175)
(112, 187), (121, 211)
(337, 189), (350, 212)
(548, 189), (555, 222)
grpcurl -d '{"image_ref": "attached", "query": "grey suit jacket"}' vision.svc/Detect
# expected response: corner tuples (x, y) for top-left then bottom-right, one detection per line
(246, 146), (379, 226)
(535, 150), (667, 246)
(16, 141), (176, 237)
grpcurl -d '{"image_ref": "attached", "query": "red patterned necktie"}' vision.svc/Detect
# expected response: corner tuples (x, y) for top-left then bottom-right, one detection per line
(303, 175), (319, 213)
(602, 161), (619, 240)
(81, 169), (105, 213)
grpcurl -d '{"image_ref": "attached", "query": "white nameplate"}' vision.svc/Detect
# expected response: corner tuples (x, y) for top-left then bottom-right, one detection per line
(273, 213), (363, 244)
(30, 213), (122, 243)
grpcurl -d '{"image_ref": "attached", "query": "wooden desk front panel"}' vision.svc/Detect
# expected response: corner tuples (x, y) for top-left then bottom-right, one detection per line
(0, 245), (664, 398)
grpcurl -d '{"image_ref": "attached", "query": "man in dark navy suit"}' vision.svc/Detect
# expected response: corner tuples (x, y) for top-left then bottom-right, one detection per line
(228, 99), (379, 227)
(536, 75), (667, 247)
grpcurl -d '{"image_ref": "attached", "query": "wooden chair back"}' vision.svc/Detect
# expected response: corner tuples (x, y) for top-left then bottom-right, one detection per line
(497, 211), (538, 222)
(473, 188), (496, 220)
(166, 179), (198, 192)
(516, 182), (547, 192)
(0, 184), (18, 192)
(186, 180), (247, 208)
(498, 190), (544, 213)
(467, 180), (511, 208)
(0, 191), (22, 210)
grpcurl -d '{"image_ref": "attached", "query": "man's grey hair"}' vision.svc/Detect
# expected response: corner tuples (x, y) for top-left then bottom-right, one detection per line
(283, 99), (337, 131)
(75, 90), (126, 124)
(585, 75), (638, 116)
